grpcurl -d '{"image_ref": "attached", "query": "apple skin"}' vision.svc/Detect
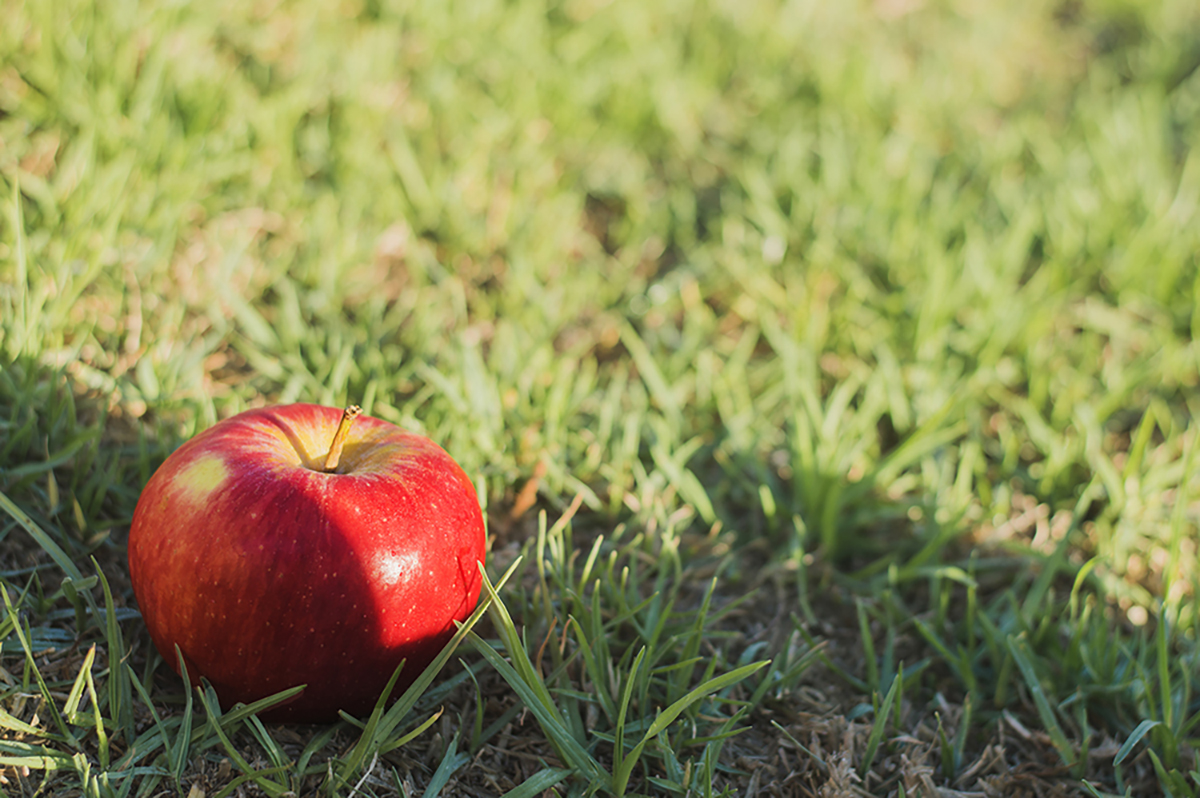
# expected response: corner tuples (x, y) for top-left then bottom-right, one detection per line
(128, 403), (486, 723)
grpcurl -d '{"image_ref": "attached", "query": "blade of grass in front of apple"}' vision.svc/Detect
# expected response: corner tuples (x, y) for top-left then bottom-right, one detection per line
(335, 557), (523, 786)
(381, 707), (444, 755)
(221, 685), (309, 725)
(199, 684), (290, 798)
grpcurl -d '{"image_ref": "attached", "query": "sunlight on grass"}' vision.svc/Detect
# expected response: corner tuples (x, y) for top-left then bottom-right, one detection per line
(2, 0), (1200, 794)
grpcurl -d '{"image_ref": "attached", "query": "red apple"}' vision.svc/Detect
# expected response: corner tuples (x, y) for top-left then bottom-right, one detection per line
(128, 403), (486, 722)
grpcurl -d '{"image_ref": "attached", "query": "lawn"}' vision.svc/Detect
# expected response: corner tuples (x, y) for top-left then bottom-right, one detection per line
(2, 0), (1200, 795)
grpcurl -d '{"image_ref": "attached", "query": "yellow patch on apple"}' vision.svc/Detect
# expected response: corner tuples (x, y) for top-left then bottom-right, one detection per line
(173, 455), (230, 503)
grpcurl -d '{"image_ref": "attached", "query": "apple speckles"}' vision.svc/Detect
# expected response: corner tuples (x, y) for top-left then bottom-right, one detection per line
(373, 549), (420, 587)
(172, 455), (230, 505)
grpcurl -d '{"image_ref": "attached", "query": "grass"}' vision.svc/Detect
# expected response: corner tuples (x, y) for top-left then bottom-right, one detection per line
(2, 0), (1200, 794)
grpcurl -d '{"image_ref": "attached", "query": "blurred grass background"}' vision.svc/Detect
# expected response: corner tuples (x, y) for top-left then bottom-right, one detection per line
(3, 0), (1200, 795)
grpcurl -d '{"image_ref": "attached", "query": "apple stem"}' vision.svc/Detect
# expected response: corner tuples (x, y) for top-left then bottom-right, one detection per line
(323, 405), (362, 473)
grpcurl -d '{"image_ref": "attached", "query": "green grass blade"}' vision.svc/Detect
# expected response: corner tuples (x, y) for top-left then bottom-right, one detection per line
(856, 599), (879, 691)
(119, 663), (171, 772)
(95, 559), (133, 742)
(0, 488), (84, 582)
(859, 671), (900, 776)
(382, 708), (445, 755)
(1113, 719), (1161, 766)
(2, 588), (79, 746)
(1155, 605), (1174, 736)
(613, 646), (646, 778)
(480, 557), (569, 723)
(211, 766), (293, 798)
(0, 741), (75, 771)
(1146, 749), (1191, 797)
(614, 660), (767, 794)
(84, 649), (110, 770)
(470, 631), (608, 789)
(1007, 634), (1074, 765)
(64, 644), (97, 723)
(0, 706), (53, 738)
(170, 647), (194, 787)
(499, 767), (574, 798)
(220, 685), (308, 726)
(198, 686), (288, 798)
(420, 730), (471, 798)
(295, 726), (340, 784)
(335, 658), (408, 781)
(568, 616), (617, 722)
(338, 557), (520, 785)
